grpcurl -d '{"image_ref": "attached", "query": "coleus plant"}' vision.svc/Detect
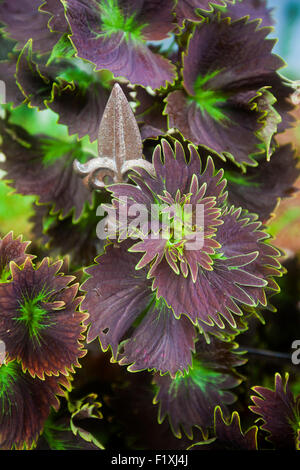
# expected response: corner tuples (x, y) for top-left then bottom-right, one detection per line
(0, 0), (299, 451)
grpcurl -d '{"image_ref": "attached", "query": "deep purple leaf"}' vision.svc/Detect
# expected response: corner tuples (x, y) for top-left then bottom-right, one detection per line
(0, 119), (93, 221)
(119, 300), (196, 377)
(40, 0), (69, 33)
(81, 240), (197, 376)
(0, 0), (61, 53)
(15, 41), (112, 141)
(224, 0), (274, 27)
(0, 232), (34, 282)
(106, 138), (282, 332)
(0, 258), (87, 379)
(64, 0), (177, 88)
(81, 240), (153, 354)
(153, 336), (244, 438)
(0, 360), (70, 449)
(30, 196), (106, 269)
(49, 80), (111, 142)
(165, 16), (291, 166)
(182, 18), (283, 96)
(176, 0), (233, 26)
(224, 144), (300, 222)
(250, 373), (300, 450)
(190, 406), (258, 449)
(16, 40), (56, 110)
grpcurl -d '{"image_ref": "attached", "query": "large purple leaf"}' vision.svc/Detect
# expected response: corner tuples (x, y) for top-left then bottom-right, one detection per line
(224, 144), (300, 222)
(0, 0), (61, 53)
(15, 40), (112, 141)
(153, 336), (244, 438)
(0, 258), (87, 379)
(81, 241), (197, 376)
(106, 137), (283, 332)
(165, 88), (280, 167)
(0, 360), (70, 449)
(81, 241), (152, 355)
(151, 207), (281, 329)
(64, 0), (177, 88)
(216, 207), (284, 301)
(182, 18), (283, 95)
(0, 119), (93, 221)
(152, 254), (266, 329)
(165, 16), (290, 166)
(119, 299), (197, 377)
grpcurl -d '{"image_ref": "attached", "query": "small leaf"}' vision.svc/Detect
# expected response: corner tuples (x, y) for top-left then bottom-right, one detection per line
(189, 406), (258, 450)
(69, 394), (104, 449)
(250, 373), (300, 450)
(47, 33), (76, 65)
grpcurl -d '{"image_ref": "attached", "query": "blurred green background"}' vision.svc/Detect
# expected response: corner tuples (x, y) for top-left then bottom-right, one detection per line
(269, 0), (300, 80)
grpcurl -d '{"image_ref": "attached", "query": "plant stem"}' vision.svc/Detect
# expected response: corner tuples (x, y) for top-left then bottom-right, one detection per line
(237, 346), (291, 360)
